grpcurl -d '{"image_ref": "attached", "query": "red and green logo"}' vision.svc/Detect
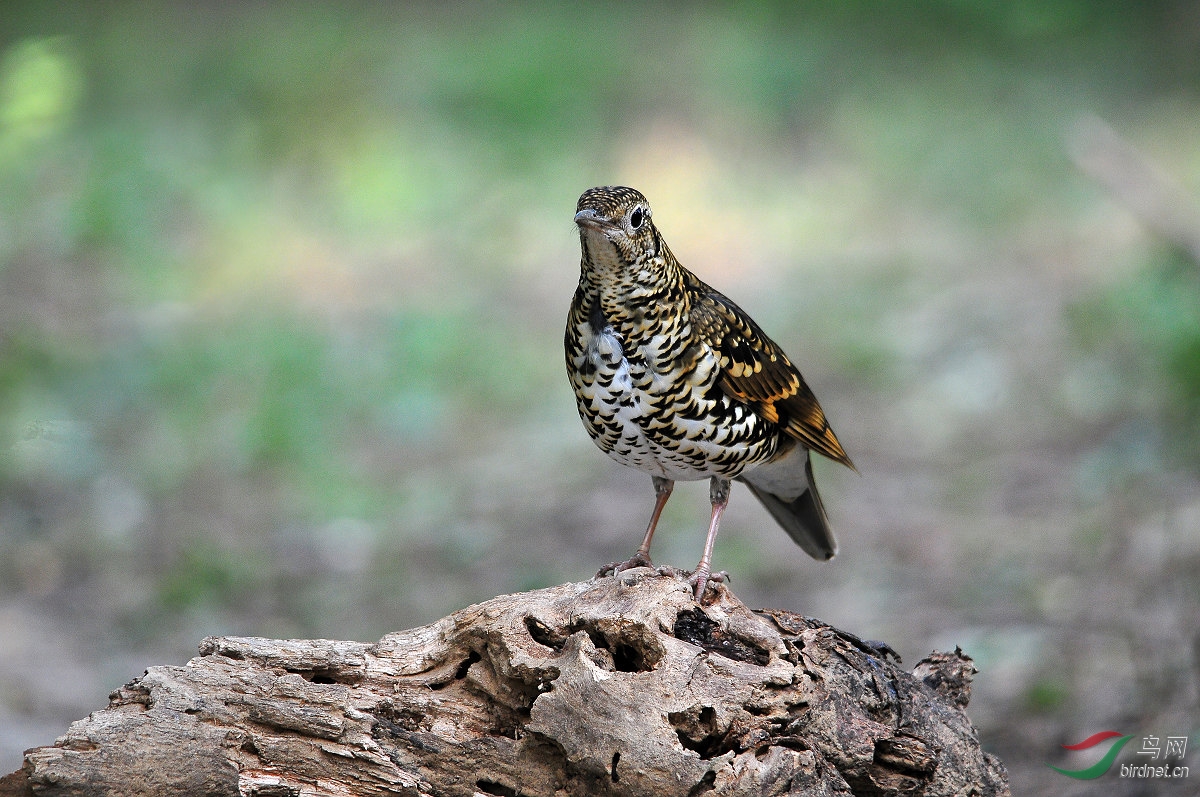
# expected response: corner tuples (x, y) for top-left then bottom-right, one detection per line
(1048, 731), (1135, 779)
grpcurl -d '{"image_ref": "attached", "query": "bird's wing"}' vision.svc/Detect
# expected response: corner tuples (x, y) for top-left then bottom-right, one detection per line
(686, 274), (854, 469)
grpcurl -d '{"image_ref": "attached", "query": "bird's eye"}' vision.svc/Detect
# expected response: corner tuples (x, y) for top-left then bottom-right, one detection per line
(629, 206), (645, 230)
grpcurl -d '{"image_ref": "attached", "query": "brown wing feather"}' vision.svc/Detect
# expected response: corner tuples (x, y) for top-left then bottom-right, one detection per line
(685, 272), (855, 469)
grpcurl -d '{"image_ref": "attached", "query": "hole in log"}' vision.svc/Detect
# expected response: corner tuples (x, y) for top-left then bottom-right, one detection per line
(773, 735), (812, 753)
(285, 667), (361, 686)
(454, 651), (481, 679)
(673, 608), (770, 665)
(782, 638), (804, 665)
(306, 670), (339, 684)
(874, 734), (938, 775)
(611, 751), (620, 782)
(246, 783), (301, 797)
(430, 651), (481, 690)
(475, 780), (530, 797)
(524, 616), (567, 650)
(565, 619), (663, 672)
(669, 706), (734, 760)
(686, 769), (717, 796)
(610, 641), (647, 673)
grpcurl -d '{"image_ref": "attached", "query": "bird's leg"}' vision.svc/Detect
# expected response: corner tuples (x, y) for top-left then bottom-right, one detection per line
(597, 476), (673, 577)
(690, 476), (730, 600)
(634, 475), (674, 565)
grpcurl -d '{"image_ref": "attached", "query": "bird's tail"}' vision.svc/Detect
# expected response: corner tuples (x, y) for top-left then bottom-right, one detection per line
(739, 447), (837, 561)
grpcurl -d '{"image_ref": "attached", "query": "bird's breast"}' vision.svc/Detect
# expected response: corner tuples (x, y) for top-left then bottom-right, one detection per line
(568, 305), (782, 481)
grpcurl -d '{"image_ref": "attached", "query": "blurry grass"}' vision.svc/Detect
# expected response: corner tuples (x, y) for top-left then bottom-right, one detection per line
(2, 302), (551, 513)
(1024, 676), (1072, 715)
(1066, 247), (1200, 468)
(157, 539), (265, 612)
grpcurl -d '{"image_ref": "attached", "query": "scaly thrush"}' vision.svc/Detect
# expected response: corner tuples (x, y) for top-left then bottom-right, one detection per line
(566, 186), (855, 600)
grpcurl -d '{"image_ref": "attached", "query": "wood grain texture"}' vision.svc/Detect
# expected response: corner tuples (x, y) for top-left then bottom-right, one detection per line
(1, 572), (1009, 797)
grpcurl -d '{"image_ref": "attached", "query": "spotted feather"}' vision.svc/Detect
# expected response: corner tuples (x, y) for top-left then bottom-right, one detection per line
(566, 185), (856, 600)
(685, 273), (854, 469)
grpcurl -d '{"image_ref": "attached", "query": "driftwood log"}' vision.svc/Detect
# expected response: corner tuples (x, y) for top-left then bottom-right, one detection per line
(1, 570), (1009, 796)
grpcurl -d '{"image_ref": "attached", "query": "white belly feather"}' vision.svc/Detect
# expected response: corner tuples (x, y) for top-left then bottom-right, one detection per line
(573, 319), (773, 482)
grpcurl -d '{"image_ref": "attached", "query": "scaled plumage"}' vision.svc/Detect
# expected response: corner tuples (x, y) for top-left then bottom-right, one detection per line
(566, 186), (854, 600)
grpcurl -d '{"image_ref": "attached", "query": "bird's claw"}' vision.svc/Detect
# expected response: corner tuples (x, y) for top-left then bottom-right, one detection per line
(687, 569), (729, 602)
(598, 555), (729, 603)
(596, 551), (655, 578)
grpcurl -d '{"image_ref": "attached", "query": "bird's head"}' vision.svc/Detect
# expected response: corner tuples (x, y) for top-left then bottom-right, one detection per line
(574, 186), (662, 276)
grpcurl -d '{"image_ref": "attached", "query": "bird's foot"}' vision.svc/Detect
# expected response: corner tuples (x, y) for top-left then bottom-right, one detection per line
(687, 569), (728, 602)
(596, 550), (655, 578)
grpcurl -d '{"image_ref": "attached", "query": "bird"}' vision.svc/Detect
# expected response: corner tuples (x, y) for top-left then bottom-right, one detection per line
(565, 185), (855, 601)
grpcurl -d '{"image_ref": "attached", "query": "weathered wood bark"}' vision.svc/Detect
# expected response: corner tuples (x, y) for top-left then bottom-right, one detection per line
(1, 570), (1008, 796)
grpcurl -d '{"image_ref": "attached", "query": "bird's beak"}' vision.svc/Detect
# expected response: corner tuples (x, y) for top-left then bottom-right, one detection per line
(574, 208), (614, 233)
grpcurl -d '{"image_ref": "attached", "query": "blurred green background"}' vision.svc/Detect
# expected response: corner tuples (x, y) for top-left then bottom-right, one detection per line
(2, 2), (1198, 794)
